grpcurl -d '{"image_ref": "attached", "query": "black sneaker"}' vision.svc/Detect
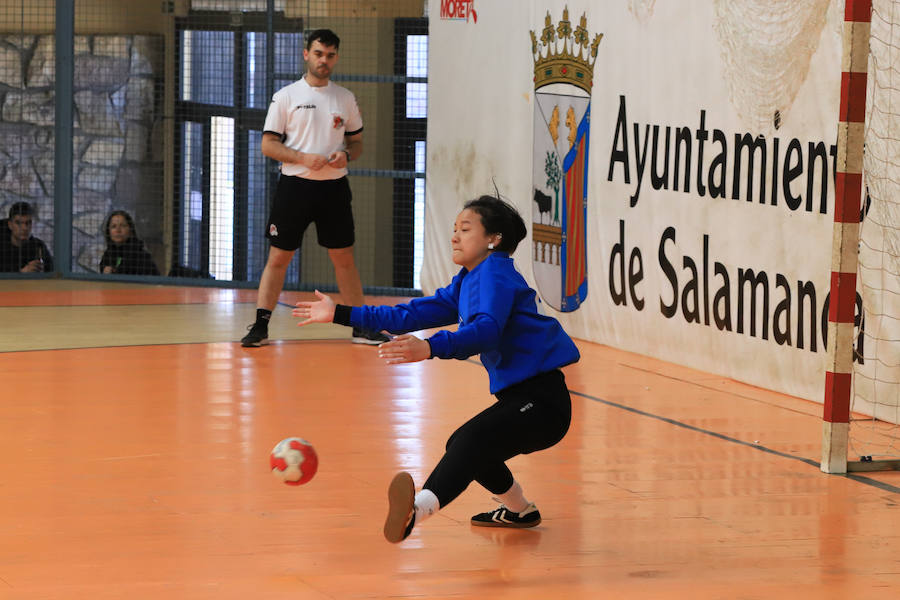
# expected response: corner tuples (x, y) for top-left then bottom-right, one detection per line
(470, 500), (541, 528)
(383, 472), (416, 543)
(352, 327), (391, 345)
(240, 321), (269, 347)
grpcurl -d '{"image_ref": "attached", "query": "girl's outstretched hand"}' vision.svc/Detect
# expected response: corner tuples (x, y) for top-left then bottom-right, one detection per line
(293, 290), (336, 326)
(378, 334), (431, 365)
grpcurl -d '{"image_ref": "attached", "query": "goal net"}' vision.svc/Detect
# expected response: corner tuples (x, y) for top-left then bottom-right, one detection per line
(852, 0), (900, 462)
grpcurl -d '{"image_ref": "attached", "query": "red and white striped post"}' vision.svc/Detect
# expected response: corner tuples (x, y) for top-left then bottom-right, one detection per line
(822, 0), (871, 474)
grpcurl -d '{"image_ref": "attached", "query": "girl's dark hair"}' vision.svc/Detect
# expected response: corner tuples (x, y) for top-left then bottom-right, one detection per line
(103, 210), (138, 246)
(463, 195), (528, 254)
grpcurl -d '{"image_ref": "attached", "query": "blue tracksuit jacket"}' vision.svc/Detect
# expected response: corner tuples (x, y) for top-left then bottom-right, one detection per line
(344, 252), (580, 394)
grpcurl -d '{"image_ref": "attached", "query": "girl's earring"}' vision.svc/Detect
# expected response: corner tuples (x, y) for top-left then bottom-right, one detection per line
(488, 242), (495, 250)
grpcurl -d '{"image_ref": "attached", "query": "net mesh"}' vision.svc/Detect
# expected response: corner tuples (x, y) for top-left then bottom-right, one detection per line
(712, 0), (834, 133)
(0, 0), (426, 292)
(852, 0), (900, 460)
(0, 0), (56, 274)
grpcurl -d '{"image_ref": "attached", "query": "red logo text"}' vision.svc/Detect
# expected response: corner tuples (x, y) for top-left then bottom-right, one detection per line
(440, 0), (477, 23)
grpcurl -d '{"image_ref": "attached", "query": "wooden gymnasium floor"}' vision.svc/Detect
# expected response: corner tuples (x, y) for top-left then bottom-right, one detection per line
(0, 279), (898, 600)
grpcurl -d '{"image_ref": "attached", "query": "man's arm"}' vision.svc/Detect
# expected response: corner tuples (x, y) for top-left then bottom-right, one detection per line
(345, 131), (362, 162)
(261, 132), (328, 170)
(39, 241), (52, 272)
(329, 131), (362, 168)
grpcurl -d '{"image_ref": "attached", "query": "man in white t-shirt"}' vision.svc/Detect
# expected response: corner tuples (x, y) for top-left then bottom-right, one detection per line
(242, 28), (390, 347)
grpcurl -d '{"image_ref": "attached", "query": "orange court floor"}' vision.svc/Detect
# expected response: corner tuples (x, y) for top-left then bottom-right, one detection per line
(0, 279), (898, 600)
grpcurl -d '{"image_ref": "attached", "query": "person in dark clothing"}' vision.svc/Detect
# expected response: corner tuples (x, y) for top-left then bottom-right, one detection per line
(0, 201), (53, 273)
(99, 210), (159, 276)
(294, 195), (580, 544)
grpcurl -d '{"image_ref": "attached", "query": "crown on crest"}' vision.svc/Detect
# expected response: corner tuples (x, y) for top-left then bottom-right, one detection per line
(531, 6), (602, 93)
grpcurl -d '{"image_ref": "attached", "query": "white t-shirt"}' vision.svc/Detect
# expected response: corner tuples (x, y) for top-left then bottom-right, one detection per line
(262, 77), (363, 180)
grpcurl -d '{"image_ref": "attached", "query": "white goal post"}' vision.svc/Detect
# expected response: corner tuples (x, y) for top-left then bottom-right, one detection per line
(823, 0), (900, 473)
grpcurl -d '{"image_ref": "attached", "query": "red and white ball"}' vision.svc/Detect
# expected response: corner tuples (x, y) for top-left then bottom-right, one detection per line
(270, 437), (318, 485)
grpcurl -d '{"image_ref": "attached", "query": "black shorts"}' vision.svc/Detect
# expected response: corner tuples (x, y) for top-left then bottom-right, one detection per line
(265, 175), (354, 250)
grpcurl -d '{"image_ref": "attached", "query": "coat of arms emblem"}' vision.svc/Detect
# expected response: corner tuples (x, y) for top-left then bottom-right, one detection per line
(531, 8), (601, 312)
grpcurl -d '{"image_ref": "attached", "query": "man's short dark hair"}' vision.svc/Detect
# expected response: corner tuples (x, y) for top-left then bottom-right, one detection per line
(306, 29), (340, 50)
(9, 201), (34, 219)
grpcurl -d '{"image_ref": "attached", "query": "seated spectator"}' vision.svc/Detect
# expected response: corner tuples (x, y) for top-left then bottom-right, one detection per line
(99, 210), (160, 276)
(0, 201), (53, 273)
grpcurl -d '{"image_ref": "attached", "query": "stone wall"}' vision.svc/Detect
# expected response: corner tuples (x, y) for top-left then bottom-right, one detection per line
(0, 33), (164, 273)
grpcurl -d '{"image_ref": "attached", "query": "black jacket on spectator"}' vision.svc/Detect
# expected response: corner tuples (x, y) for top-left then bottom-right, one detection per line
(0, 219), (54, 272)
(99, 238), (159, 275)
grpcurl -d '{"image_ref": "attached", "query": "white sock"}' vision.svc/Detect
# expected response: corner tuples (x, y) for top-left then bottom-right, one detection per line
(496, 480), (530, 513)
(414, 489), (440, 524)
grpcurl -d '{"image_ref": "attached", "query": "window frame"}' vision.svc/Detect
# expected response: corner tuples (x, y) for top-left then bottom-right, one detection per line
(174, 11), (303, 281)
(393, 18), (428, 289)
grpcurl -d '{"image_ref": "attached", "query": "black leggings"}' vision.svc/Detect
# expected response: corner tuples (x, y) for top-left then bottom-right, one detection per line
(423, 369), (572, 507)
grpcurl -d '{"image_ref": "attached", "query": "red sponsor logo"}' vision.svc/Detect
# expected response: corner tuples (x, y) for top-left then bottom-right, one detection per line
(440, 0), (477, 23)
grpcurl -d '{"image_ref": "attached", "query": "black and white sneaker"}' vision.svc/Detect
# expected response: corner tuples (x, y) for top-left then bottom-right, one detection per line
(470, 500), (541, 528)
(240, 321), (269, 347)
(352, 327), (391, 345)
(383, 472), (416, 543)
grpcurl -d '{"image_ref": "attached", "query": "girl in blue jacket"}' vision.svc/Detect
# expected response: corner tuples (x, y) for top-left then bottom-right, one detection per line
(293, 195), (580, 543)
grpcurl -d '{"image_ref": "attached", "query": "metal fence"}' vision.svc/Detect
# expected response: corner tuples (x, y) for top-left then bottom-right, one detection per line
(0, 0), (427, 294)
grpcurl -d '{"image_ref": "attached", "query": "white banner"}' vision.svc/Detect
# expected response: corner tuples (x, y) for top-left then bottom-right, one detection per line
(424, 0), (846, 402)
